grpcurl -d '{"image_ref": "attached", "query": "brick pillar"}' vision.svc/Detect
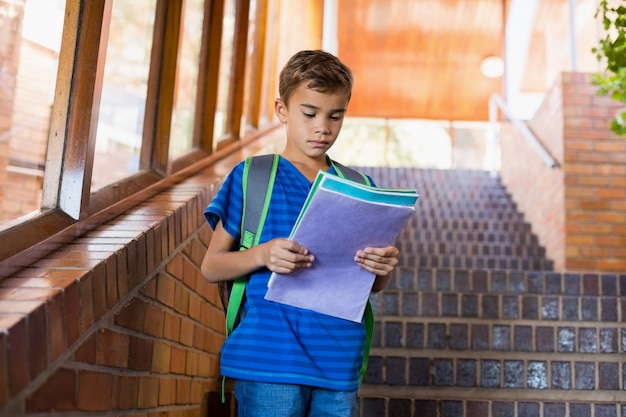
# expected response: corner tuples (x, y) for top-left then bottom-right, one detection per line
(560, 72), (626, 272)
(501, 72), (626, 273)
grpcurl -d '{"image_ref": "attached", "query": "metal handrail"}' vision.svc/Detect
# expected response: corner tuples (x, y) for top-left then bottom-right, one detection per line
(489, 93), (557, 168)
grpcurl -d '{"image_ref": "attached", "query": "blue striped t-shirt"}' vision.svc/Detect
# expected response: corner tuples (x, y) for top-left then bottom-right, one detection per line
(204, 156), (369, 391)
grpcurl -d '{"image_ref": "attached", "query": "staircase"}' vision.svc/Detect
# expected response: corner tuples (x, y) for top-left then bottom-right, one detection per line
(357, 167), (625, 417)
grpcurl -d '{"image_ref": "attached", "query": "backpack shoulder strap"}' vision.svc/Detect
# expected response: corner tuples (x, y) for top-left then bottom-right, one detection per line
(331, 159), (372, 186)
(225, 154), (279, 337)
(240, 154), (280, 249)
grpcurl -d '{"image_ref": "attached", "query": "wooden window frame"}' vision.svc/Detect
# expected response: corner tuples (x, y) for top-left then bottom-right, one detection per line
(0, 0), (268, 276)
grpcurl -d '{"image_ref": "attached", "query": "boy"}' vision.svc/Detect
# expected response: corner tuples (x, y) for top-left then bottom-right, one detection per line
(201, 49), (399, 417)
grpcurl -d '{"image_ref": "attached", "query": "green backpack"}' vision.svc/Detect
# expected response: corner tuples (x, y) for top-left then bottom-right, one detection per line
(219, 153), (375, 383)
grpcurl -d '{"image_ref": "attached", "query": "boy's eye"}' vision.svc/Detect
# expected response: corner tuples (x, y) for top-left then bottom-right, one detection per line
(303, 113), (315, 118)
(330, 115), (342, 121)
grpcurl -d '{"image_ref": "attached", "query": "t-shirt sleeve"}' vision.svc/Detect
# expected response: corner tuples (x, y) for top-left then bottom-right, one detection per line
(203, 162), (245, 241)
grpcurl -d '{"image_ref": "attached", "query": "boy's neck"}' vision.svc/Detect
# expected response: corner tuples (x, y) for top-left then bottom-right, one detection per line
(280, 151), (331, 181)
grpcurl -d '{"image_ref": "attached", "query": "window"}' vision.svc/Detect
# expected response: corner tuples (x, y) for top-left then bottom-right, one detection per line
(0, 0), (65, 226)
(92, 0), (157, 191)
(213, 0), (236, 145)
(0, 0), (270, 269)
(169, 0), (205, 159)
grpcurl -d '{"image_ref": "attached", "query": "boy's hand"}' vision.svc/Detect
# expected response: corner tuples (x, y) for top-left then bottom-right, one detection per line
(263, 238), (314, 274)
(354, 246), (399, 276)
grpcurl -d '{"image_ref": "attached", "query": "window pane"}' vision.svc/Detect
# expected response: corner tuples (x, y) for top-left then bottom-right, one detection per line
(0, 0), (64, 227)
(169, 0), (204, 159)
(240, 0), (257, 136)
(91, 0), (156, 191)
(213, 0), (235, 146)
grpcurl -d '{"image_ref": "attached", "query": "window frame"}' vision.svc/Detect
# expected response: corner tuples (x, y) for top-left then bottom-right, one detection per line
(0, 0), (269, 276)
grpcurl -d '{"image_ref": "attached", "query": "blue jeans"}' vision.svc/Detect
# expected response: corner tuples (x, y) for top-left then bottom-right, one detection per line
(235, 380), (359, 417)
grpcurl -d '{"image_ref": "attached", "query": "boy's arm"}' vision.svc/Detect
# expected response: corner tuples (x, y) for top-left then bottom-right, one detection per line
(201, 220), (315, 283)
(355, 246), (399, 292)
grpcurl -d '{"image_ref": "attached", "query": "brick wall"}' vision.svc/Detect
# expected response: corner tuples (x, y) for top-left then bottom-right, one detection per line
(501, 72), (626, 273)
(0, 170), (235, 416)
(561, 73), (626, 272)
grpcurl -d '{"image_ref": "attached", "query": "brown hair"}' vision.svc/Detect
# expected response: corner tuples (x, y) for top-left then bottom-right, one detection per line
(278, 50), (353, 106)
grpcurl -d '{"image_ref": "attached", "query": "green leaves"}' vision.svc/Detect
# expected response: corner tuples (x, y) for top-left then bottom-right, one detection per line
(592, 1), (626, 136)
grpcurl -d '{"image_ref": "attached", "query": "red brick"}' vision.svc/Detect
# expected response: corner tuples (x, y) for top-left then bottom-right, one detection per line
(116, 248), (129, 297)
(595, 188), (626, 200)
(47, 293), (66, 361)
(577, 200), (611, 211)
(159, 376), (176, 406)
(138, 376), (159, 408)
(25, 368), (76, 412)
(186, 238), (206, 270)
(115, 297), (147, 332)
(144, 302), (164, 337)
(128, 334), (153, 372)
(97, 328), (129, 368)
(595, 140), (626, 153)
(142, 277), (157, 299)
(566, 258), (597, 271)
(188, 293), (202, 322)
(597, 259), (626, 272)
(170, 345), (187, 374)
(74, 333), (97, 364)
(77, 370), (113, 411)
(594, 163), (626, 175)
(28, 304), (48, 380)
(186, 350), (199, 376)
(64, 280), (80, 346)
(126, 239), (140, 289)
(151, 341), (171, 374)
(92, 263), (107, 320)
(135, 233), (148, 283)
(182, 256), (197, 288)
(595, 212), (626, 224)
(156, 274), (176, 308)
(145, 228), (156, 272)
(78, 272), (94, 335)
(163, 310), (181, 342)
(180, 318), (194, 347)
(166, 254), (185, 280)
(113, 374), (139, 409)
(104, 256), (119, 309)
(176, 378), (191, 404)
(7, 317), (28, 396)
(174, 282), (190, 315)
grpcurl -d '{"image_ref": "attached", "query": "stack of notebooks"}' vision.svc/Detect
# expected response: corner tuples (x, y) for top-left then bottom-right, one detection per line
(265, 170), (419, 322)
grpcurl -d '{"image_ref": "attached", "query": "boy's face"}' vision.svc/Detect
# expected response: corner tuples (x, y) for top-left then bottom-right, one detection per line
(275, 84), (349, 161)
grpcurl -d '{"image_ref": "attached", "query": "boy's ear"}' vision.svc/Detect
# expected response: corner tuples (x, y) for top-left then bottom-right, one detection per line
(274, 98), (288, 123)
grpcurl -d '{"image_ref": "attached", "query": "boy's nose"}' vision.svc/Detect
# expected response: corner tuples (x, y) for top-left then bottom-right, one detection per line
(316, 120), (331, 134)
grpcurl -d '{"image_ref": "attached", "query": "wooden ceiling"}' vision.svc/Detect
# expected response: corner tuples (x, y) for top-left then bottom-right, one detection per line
(335, 0), (585, 122)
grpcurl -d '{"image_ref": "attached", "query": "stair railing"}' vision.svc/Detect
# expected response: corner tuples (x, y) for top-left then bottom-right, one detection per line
(488, 93), (557, 175)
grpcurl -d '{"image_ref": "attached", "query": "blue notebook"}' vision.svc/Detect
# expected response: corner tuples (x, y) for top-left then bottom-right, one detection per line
(265, 170), (419, 322)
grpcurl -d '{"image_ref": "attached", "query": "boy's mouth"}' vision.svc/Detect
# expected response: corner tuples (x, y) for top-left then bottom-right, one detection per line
(309, 140), (328, 148)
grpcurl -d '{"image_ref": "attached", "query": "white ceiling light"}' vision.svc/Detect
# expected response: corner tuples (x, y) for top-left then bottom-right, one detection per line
(480, 56), (504, 78)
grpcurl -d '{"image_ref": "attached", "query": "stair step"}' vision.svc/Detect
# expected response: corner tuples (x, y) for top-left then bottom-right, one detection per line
(362, 354), (622, 390)
(397, 241), (546, 257)
(406, 219), (532, 232)
(385, 268), (624, 296)
(358, 386), (624, 417)
(368, 319), (623, 351)
(370, 291), (622, 322)
(398, 255), (553, 270)
(404, 230), (540, 245)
